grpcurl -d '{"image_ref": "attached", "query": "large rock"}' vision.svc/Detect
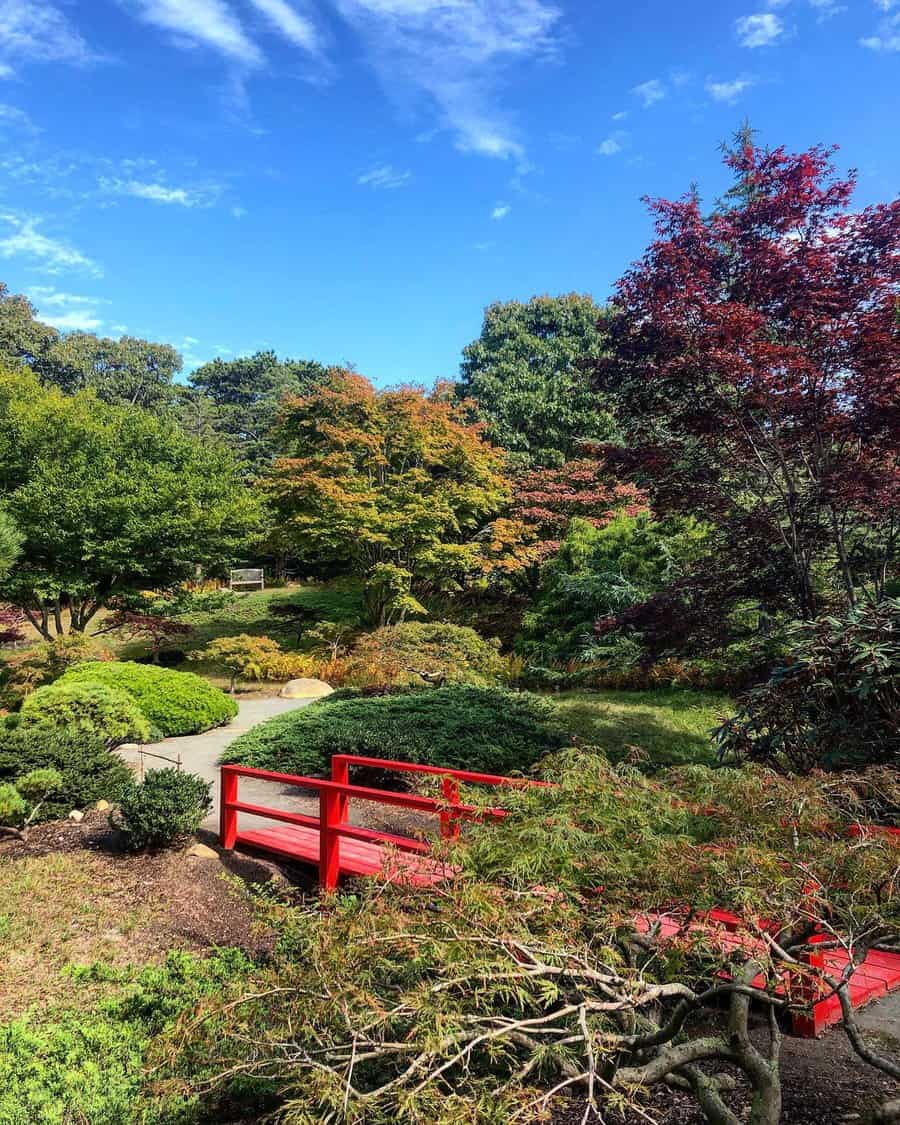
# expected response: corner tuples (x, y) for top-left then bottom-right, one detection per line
(280, 678), (334, 700)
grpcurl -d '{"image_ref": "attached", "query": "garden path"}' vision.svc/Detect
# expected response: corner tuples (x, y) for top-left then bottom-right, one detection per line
(118, 695), (318, 832)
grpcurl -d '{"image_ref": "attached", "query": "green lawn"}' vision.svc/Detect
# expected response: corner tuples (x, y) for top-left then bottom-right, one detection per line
(551, 688), (733, 770)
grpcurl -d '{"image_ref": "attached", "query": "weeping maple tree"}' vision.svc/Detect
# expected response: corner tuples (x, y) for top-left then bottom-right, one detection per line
(595, 134), (900, 620)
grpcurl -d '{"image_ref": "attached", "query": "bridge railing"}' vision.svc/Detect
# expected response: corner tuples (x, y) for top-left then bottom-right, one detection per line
(220, 757), (543, 890)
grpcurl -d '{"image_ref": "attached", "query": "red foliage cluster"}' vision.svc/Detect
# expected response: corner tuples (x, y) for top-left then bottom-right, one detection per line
(593, 138), (900, 618)
(513, 458), (648, 561)
(0, 604), (24, 645)
(103, 611), (194, 656)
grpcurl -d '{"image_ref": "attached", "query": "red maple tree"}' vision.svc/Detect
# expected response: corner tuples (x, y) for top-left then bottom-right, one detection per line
(0, 604), (24, 645)
(594, 135), (900, 619)
(512, 457), (647, 563)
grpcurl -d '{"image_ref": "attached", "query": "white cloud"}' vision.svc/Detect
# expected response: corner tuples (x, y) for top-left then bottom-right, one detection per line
(808, 0), (846, 19)
(632, 78), (665, 107)
(0, 62), (12, 77)
(597, 134), (624, 156)
(332, 0), (562, 161)
(735, 12), (784, 46)
(231, 204), (247, 218)
(491, 202), (511, 220)
(124, 0), (263, 66)
(0, 214), (102, 277)
(0, 0), (95, 68)
(247, 0), (319, 52)
(705, 76), (755, 103)
(357, 163), (412, 189)
(99, 176), (217, 206)
(860, 6), (900, 49)
(611, 110), (628, 121)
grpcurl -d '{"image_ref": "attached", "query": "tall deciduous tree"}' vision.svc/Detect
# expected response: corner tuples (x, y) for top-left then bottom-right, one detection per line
(595, 137), (900, 620)
(457, 294), (616, 468)
(0, 367), (263, 639)
(265, 370), (513, 623)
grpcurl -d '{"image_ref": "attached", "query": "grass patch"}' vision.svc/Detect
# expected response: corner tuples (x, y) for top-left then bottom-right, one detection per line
(0, 852), (151, 1017)
(551, 688), (733, 770)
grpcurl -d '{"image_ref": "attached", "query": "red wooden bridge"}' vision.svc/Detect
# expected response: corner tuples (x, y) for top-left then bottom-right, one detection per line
(220, 754), (537, 891)
(220, 757), (900, 1038)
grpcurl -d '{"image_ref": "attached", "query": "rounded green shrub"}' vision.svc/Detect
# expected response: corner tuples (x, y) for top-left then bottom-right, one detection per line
(223, 685), (570, 778)
(18, 681), (151, 747)
(0, 728), (135, 822)
(111, 768), (212, 851)
(340, 623), (507, 689)
(59, 661), (238, 737)
(0, 782), (26, 827)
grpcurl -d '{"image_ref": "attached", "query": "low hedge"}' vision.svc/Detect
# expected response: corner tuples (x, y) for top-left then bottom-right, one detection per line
(223, 686), (570, 778)
(17, 682), (152, 747)
(59, 662), (238, 737)
(0, 727), (134, 822)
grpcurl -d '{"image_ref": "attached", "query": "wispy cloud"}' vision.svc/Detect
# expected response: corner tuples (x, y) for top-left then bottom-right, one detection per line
(705, 76), (755, 103)
(332, 0), (562, 161)
(247, 0), (319, 52)
(99, 176), (214, 206)
(860, 3), (900, 49)
(597, 132), (625, 156)
(491, 202), (511, 220)
(124, 0), (263, 66)
(0, 0), (96, 69)
(357, 163), (412, 189)
(631, 78), (665, 107)
(735, 12), (784, 46)
(27, 286), (107, 332)
(611, 110), (628, 122)
(0, 213), (102, 277)
(0, 102), (37, 130)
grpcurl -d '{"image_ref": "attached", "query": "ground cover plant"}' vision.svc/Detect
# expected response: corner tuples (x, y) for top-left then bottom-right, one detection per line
(223, 685), (570, 777)
(58, 660), (238, 735)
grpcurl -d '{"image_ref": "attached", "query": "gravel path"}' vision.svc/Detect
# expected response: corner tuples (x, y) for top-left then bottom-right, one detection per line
(118, 695), (317, 832)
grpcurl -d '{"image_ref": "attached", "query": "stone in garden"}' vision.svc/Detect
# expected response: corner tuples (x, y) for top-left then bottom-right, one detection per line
(186, 843), (219, 860)
(95, 799), (111, 812)
(280, 678), (333, 700)
(68, 809), (84, 822)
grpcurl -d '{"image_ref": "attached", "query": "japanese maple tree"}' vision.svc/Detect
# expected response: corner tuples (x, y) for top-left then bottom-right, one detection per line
(594, 135), (900, 619)
(513, 456), (647, 564)
(264, 370), (514, 622)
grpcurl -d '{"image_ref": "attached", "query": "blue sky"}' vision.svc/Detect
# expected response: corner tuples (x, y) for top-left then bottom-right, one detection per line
(0, 0), (897, 385)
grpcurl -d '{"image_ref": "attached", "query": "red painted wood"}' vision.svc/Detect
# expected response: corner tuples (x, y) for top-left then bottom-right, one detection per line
(320, 788), (342, 892)
(440, 777), (460, 840)
(220, 768), (238, 849)
(635, 910), (900, 1037)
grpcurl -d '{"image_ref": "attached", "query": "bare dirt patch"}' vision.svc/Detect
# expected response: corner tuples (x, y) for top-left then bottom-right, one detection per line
(0, 809), (282, 1019)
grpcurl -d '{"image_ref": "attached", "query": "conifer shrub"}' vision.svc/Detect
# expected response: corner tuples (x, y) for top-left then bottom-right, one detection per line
(59, 661), (237, 737)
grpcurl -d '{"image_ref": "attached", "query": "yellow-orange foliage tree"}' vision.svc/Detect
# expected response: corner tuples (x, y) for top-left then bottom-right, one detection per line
(264, 370), (527, 624)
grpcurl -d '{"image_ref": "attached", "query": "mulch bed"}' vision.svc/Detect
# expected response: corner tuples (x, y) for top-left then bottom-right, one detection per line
(0, 809), (285, 958)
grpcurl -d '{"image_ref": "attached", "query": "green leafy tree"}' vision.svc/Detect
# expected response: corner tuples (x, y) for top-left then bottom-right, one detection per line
(42, 332), (183, 410)
(0, 366), (263, 638)
(0, 283), (58, 368)
(185, 350), (328, 471)
(0, 509), (22, 580)
(457, 294), (616, 468)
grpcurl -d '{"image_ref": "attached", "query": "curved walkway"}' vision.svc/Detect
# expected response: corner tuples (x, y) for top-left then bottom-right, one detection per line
(117, 695), (316, 831)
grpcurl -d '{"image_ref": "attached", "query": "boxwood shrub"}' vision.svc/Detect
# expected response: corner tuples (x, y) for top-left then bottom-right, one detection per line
(111, 768), (212, 851)
(0, 727), (134, 822)
(59, 661), (238, 737)
(223, 686), (570, 778)
(18, 681), (152, 747)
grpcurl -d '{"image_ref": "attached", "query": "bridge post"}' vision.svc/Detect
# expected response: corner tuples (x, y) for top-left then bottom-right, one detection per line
(440, 777), (461, 840)
(331, 756), (350, 827)
(220, 767), (238, 849)
(320, 789), (342, 891)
